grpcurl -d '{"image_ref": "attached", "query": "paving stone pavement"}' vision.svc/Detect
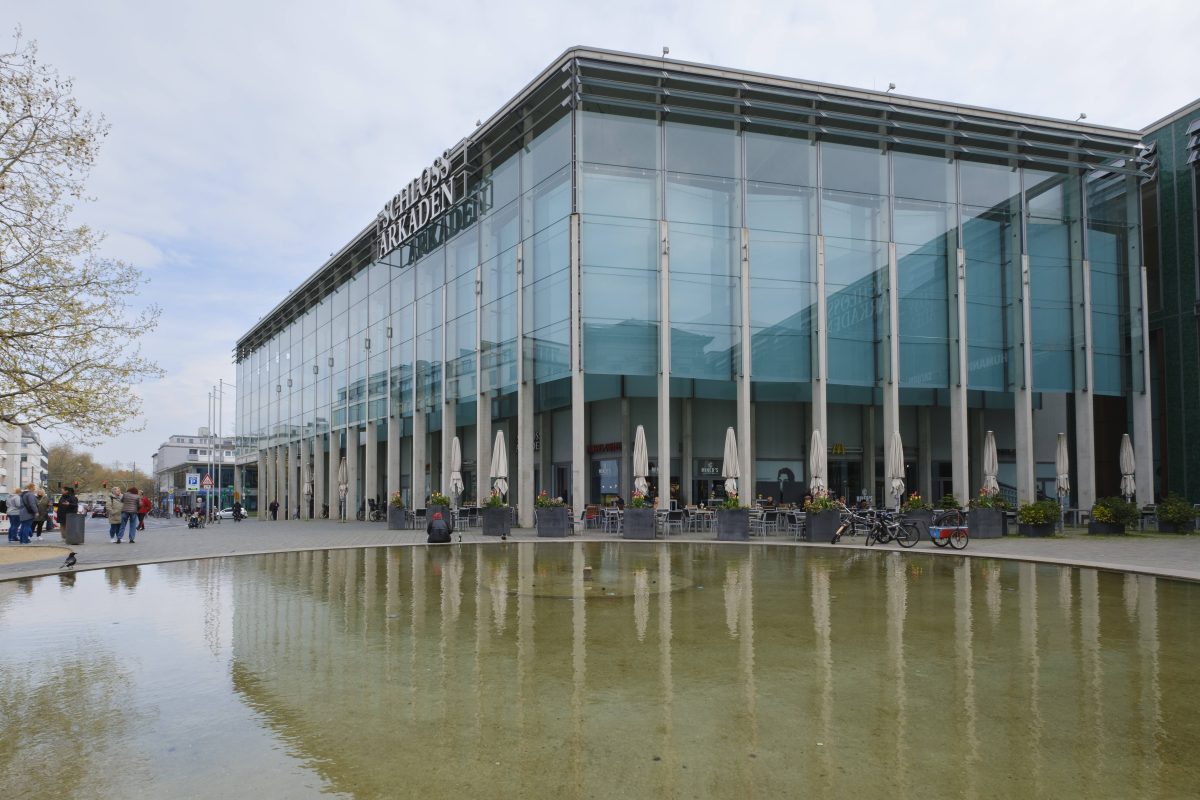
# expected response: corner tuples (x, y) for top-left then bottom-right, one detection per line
(3, 514), (1198, 582)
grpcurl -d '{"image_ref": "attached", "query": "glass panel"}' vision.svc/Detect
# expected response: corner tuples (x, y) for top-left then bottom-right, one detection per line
(581, 215), (658, 376)
(580, 111), (659, 170)
(825, 236), (884, 386)
(746, 182), (815, 235)
(821, 141), (887, 196)
(665, 121), (738, 178)
(745, 130), (815, 187)
(667, 173), (740, 227)
(1026, 168), (1076, 392)
(893, 151), (954, 203)
(670, 223), (738, 379)
(581, 164), (659, 219)
(523, 113), (571, 188)
(895, 198), (953, 388)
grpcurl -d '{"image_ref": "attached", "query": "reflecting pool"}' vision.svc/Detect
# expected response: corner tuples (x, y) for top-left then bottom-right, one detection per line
(1, 543), (1196, 798)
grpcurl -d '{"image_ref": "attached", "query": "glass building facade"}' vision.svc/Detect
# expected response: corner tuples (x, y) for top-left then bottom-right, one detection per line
(235, 48), (1152, 522)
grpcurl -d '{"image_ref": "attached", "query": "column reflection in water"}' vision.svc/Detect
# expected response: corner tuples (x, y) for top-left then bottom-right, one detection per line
(722, 550), (758, 792)
(810, 562), (834, 796)
(985, 561), (1002, 626)
(517, 542), (534, 742)
(1123, 572), (1139, 621)
(1019, 562), (1043, 793)
(1058, 565), (1073, 626)
(410, 546), (426, 720)
(885, 553), (910, 799)
(438, 547), (464, 721)
(1079, 567), (1104, 795)
(570, 541), (587, 794)
(634, 568), (649, 642)
(386, 547), (400, 685)
(954, 560), (979, 798)
(657, 544), (676, 795)
(1136, 574), (1163, 792)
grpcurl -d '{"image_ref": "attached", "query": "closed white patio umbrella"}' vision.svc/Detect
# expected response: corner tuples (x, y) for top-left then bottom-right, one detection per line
(1056, 432), (1070, 530)
(887, 430), (906, 509)
(449, 436), (465, 505)
(1119, 434), (1136, 502)
(982, 430), (1000, 497)
(808, 429), (826, 494)
(721, 427), (739, 498)
(490, 430), (509, 498)
(633, 424), (649, 497)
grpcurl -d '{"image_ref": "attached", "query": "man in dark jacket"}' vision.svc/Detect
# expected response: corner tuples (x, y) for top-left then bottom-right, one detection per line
(268, 499), (279, 521)
(56, 487), (79, 539)
(426, 511), (452, 544)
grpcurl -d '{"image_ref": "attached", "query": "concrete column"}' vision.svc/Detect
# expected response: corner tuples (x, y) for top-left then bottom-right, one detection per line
(737, 227), (752, 504)
(570, 213), (585, 522)
(1015, 253), (1036, 504)
(257, 450), (266, 521)
(681, 398), (693, 505)
(620, 397), (631, 500)
(1133, 266), (1154, 506)
(440, 403), (456, 501)
(477, 396), (492, 503)
(516, 240), (534, 526)
(286, 442), (298, 520)
(328, 430), (340, 520)
(969, 410), (984, 500)
(1074, 258), (1097, 511)
(299, 437), (311, 520)
(883, 241), (901, 504)
(864, 407), (876, 502)
(657, 219), (671, 510)
(386, 417), (399, 499)
(812, 236), (828, 471)
(313, 434), (325, 519)
(412, 412), (426, 510)
(950, 246), (970, 506)
(347, 426), (361, 519)
(365, 420), (378, 515)
(918, 406), (932, 501)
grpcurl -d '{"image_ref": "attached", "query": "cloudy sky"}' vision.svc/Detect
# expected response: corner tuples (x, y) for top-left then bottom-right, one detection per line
(10, 0), (1198, 470)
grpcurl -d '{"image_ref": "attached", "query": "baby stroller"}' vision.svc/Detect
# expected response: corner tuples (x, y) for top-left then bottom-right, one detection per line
(187, 511), (205, 529)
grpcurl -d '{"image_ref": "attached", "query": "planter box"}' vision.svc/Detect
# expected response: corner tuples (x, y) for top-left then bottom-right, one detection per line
(968, 508), (1006, 539)
(536, 505), (570, 538)
(904, 509), (934, 538)
(482, 506), (512, 537)
(807, 510), (841, 542)
(716, 508), (750, 541)
(387, 506), (407, 530)
(1088, 521), (1125, 535)
(1156, 520), (1195, 533)
(62, 514), (85, 545)
(622, 508), (656, 539)
(1018, 522), (1055, 537)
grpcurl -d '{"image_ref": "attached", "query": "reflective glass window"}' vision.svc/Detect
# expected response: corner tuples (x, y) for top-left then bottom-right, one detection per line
(580, 111), (659, 170)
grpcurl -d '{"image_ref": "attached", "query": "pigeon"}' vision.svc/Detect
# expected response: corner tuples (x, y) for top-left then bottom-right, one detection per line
(61, 551), (77, 570)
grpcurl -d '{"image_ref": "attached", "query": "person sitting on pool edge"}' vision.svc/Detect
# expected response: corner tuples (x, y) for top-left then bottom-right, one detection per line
(426, 511), (452, 544)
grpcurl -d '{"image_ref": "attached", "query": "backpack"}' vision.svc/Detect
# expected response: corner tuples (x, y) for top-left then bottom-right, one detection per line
(427, 517), (450, 543)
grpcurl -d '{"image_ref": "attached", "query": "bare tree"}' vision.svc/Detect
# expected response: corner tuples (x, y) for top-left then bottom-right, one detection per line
(0, 29), (162, 439)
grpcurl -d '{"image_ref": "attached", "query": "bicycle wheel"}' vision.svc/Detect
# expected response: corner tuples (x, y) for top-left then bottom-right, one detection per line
(948, 529), (968, 550)
(865, 526), (877, 546)
(931, 531), (949, 547)
(897, 523), (920, 548)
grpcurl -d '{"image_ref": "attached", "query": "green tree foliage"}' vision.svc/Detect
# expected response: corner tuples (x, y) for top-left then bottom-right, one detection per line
(0, 30), (162, 439)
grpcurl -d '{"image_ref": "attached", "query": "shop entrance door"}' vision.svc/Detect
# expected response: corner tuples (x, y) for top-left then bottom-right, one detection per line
(827, 459), (863, 503)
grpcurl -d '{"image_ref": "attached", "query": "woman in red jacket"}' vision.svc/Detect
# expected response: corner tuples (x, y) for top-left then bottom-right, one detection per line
(137, 492), (152, 531)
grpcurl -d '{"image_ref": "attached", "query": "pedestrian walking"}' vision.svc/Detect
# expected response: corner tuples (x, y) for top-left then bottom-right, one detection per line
(106, 486), (124, 541)
(269, 499), (279, 521)
(119, 486), (140, 543)
(56, 486), (79, 540)
(33, 488), (49, 540)
(2, 492), (13, 542)
(137, 492), (151, 530)
(232, 499), (243, 522)
(2, 494), (15, 544)
(17, 483), (38, 544)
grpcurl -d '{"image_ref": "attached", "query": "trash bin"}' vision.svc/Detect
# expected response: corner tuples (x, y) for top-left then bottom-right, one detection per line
(63, 513), (85, 545)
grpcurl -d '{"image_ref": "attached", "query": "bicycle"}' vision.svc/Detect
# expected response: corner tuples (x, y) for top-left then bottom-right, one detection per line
(865, 508), (921, 548)
(830, 505), (874, 544)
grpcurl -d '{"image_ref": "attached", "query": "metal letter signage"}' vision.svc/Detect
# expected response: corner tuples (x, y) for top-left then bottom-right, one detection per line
(374, 151), (489, 263)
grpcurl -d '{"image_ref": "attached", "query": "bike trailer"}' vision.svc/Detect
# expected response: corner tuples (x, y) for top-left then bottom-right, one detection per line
(928, 526), (968, 540)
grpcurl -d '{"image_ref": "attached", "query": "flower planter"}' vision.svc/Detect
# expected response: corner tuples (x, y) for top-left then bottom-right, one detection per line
(622, 508), (656, 540)
(1087, 521), (1125, 535)
(806, 510), (841, 542)
(1018, 522), (1055, 537)
(904, 509), (934, 539)
(387, 506), (407, 530)
(482, 506), (511, 537)
(716, 508), (750, 541)
(968, 508), (1006, 539)
(536, 505), (570, 537)
(1156, 520), (1194, 533)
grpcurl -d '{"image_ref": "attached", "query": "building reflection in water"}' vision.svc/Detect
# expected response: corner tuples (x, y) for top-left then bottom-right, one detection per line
(209, 544), (1199, 798)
